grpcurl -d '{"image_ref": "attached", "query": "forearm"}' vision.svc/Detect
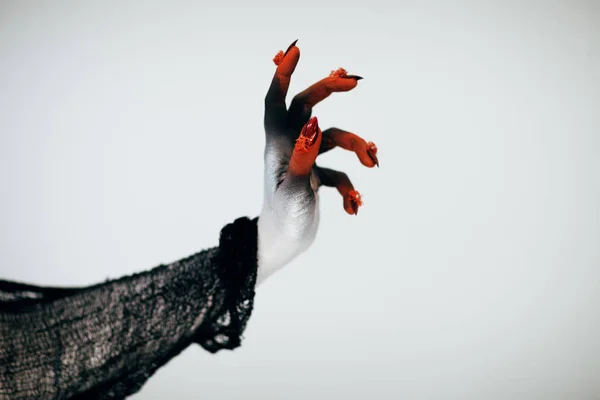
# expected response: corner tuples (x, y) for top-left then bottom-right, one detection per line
(1, 249), (219, 399)
(0, 217), (259, 400)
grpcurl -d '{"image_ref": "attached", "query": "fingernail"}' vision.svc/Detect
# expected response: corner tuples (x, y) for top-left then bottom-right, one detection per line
(284, 39), (299, 56)
(367, 141), (378, 167)
(371, 153), (379, 168)
(347, 190), (363, 215)
(302, 116), (319, 145)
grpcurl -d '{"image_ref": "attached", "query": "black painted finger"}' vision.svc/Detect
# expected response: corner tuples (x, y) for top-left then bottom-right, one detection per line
(264, 40), (300, 132)
(317, 166), (363, 215)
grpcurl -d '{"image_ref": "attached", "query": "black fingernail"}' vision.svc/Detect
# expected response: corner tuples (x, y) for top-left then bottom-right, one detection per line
(346, 75), (363, 81)
(284, 39), (299, 56)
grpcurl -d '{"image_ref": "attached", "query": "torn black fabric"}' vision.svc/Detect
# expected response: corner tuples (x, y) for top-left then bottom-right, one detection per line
(0, 216), (259, 400)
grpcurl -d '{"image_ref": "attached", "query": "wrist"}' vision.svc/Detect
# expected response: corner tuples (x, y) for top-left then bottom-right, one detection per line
(256, 205), (318, 285)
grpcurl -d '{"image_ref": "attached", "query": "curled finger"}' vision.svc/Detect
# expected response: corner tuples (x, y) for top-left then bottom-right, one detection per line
(317, 166), (363, 215)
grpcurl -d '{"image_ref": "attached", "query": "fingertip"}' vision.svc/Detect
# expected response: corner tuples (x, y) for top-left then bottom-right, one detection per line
(278, 46), (300, 77)
(344, 78), (359, 90)
(327, 68), (361, 91)
(343, 190), (363, 215)
(284, 39), (299, 56)
(358, 141), (379, 168)
(327, 76), (358, 92)
(288, 122), (322, 177)
(357, 152), (378, 168)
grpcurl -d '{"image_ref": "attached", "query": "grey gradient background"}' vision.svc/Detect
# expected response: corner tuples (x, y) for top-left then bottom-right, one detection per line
(1, 1), (599, 399)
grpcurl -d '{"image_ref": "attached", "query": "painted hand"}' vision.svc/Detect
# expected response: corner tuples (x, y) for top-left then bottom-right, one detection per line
(256, 40), (379, 285)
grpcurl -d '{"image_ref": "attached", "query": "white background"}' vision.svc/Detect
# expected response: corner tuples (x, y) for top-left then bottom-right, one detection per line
(1, 1), (599, 399)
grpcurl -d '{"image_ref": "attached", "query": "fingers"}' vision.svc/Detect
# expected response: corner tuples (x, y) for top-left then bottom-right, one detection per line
(264, 40), (300, 132)
(316, 128), (378, 215)
(320, 128), (379, 168)
(317, 166), (363, 215)
(287, 68), (363, 131)
(288, 117), (322, 177)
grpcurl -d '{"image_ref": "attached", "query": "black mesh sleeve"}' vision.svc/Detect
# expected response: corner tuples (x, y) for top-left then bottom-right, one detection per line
(0, 216), (259, 400)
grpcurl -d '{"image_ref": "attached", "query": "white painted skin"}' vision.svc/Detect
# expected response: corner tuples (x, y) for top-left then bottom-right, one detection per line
(256, 138), (322, 285)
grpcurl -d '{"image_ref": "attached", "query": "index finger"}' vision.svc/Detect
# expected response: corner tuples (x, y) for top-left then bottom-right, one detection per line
(264, 40), (300, 130)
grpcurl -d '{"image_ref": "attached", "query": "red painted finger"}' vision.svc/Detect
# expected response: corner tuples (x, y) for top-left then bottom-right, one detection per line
(317, 166), (363, 215)
(291, 68), (362, 109)
(265, 40), (300, 107)
(287, 68), (363, 130)
(320, 128), (379, 168)
(288, 116), (322, 177)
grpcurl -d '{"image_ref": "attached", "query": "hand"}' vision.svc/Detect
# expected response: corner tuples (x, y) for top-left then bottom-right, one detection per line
(256, 40), (379, 285)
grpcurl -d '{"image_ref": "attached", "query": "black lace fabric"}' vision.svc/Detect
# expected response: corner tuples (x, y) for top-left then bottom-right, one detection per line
(0, 216), (259, 400)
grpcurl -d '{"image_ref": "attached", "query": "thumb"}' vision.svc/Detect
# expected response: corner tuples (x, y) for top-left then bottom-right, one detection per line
(287, 116), (322, 177)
